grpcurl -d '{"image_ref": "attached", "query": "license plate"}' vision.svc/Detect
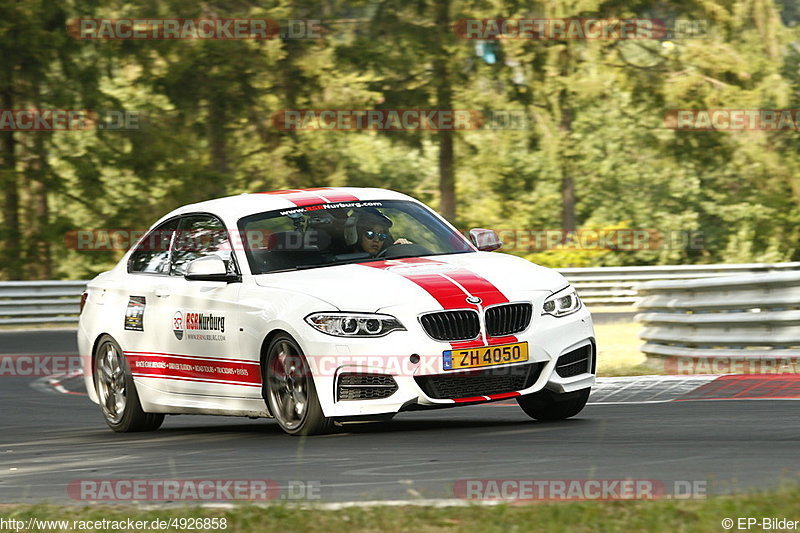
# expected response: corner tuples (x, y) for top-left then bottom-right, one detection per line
(443, 342), (529, 371)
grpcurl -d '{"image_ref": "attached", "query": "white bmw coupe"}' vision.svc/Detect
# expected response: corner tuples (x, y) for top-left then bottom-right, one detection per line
(79, 187), (595, 435)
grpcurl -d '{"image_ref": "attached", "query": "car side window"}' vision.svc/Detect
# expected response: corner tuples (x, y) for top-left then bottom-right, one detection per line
(128, 218), (179, 275)
(171, 214), (236, 277)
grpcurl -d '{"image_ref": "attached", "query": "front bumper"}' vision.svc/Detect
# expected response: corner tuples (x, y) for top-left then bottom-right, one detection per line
(300, 304), (596, 419)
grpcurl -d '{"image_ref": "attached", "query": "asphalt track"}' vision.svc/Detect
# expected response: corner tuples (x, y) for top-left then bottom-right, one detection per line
(1, 330), (799, 504)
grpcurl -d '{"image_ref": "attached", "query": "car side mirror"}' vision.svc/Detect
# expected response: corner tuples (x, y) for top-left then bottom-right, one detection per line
(184, 256), (241, 283)
(469, 228), (502, 252)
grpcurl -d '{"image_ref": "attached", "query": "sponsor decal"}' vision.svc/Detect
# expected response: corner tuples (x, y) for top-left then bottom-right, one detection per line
(124, 296), (146, 331)
(278, 200), (383, 217)
(172, 311), (184, 340)
(126, 352), (260, 387)
(173, 311), (227, 341)
(185, 312), (226, 341)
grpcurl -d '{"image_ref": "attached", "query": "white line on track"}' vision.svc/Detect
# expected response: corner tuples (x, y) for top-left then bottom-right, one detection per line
(135, 499), (505, 511)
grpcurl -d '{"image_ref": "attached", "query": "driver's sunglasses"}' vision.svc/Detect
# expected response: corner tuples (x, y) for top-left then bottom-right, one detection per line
(363, 230), (389, 241)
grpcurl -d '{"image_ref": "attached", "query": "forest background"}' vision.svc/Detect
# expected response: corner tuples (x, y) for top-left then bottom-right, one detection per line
(1, 0), (799, 280)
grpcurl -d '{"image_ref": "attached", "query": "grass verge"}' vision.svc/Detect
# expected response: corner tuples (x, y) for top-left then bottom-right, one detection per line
(593, 321), (661, 377)
(2, 487), (800, 533)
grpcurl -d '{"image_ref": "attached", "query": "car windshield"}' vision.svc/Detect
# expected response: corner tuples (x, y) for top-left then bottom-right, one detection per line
(238, 200), (474, 274)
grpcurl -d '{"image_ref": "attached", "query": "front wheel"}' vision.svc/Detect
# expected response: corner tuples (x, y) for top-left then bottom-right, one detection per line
(264, 334), (334, 436)
(94, 335), (164, 432)
(517, 387), (590, 421)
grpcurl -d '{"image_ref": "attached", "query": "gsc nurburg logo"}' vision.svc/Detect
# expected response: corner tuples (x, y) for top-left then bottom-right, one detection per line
(185, 312), (225, 333)
(173, 311), (226, 341)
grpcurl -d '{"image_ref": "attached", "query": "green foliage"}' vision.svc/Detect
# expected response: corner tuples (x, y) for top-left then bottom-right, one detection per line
(1, 0), (799, 279)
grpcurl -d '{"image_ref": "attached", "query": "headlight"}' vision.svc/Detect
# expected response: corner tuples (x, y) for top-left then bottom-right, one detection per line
(542, 286), (581, 317)
(305, 312), (406, 337)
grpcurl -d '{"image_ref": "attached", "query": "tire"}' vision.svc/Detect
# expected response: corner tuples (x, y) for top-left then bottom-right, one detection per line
(264, 334), (334, 436)
(517, 387), (591, 421)
(93, 335), (164, 432)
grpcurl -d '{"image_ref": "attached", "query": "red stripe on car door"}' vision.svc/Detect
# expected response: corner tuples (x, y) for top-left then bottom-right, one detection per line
(125, 352), (262, 387)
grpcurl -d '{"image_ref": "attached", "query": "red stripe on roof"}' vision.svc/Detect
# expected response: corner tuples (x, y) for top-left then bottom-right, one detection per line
(256, 188), (360, 207)
(317, 191), (360, 203)
(285, 193), (327, 207)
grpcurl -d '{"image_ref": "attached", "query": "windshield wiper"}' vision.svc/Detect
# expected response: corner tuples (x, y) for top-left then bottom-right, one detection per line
(293, 257), (382, 270)
(271, 251), (473, 273)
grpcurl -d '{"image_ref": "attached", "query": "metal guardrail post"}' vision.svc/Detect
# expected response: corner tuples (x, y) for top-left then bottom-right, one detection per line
(0, 281), (88, 326)
(635, 271), (800, 360)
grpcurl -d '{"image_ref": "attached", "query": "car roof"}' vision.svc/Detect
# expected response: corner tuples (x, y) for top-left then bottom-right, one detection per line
(161, 187), (419, 224)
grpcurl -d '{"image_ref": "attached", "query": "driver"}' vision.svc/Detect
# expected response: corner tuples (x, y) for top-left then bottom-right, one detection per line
(358, 222), (414, 256)
(345, 209), (411, 257)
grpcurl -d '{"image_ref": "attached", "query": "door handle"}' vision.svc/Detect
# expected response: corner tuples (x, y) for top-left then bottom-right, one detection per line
(154, 287), (171, 298)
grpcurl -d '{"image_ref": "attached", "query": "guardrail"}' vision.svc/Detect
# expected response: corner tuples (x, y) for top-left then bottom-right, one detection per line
(1, 262), (798, 326)
(0, 281), (87, 326)
(562, 262), (800, 306)
(636, 271), (800, 359)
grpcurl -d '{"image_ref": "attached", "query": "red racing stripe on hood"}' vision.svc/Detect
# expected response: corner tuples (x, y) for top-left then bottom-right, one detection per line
(361, 257), (518, 348)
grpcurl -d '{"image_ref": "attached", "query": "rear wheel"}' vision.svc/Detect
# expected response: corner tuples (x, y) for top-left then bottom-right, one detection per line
(264, 334), (334, 436)
(94, 335), (164, 432)
(517, 387), (590, 421)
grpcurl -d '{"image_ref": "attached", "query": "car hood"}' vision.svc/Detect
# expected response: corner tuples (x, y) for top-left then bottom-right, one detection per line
(253, 252), (568, 313)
